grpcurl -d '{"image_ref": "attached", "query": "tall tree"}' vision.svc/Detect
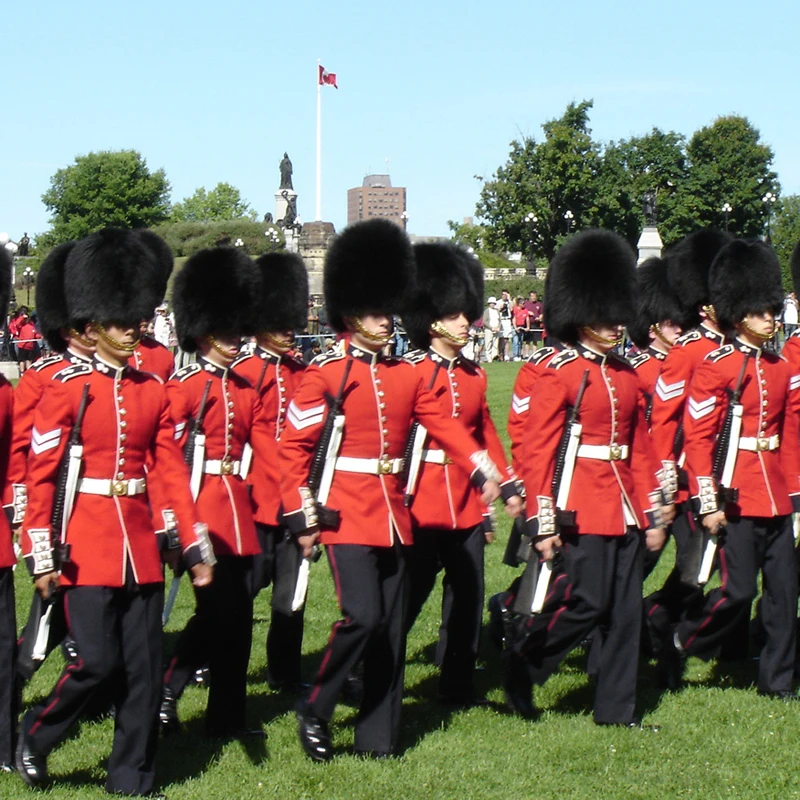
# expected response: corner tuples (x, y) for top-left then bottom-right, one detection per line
(170, 182), (256, 223)
(772, 195), (800, 289)
(41, 150), (170, 245)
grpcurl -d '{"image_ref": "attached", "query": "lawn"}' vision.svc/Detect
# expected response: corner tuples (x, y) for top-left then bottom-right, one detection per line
(4, 362), (800, 799)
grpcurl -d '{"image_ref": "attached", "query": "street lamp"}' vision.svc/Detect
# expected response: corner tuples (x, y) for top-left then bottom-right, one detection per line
(524, 212), (538, 263)
(721, 202), (732, 231)
(564, 209), (574, 234)
(400, 211), (409, 231)
(22, 267), (34, 306)
(762, 192), (777, 241)
(234, 238), (244, 248)
(265, 227), (281, 248)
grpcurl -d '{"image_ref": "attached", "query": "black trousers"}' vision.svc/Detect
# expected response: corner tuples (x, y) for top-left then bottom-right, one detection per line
(0, 567), (16, 765)
(308, 542), (407, 755)
(677, 515), (797, 693)
(164, 555), (253, 734)
(405, 524), (484, 698)
(518, 530), (643, 724)
(21, 582), (163, 796)
(251, 523), (305, 686)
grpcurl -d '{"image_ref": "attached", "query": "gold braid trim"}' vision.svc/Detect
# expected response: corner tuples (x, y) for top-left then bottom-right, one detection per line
(92, 323), (139, 352)
(581, 325), (623, 346)
(352, 317), (392, 345)
(651, 322), (677, 348)
(430, 320), (468, 347)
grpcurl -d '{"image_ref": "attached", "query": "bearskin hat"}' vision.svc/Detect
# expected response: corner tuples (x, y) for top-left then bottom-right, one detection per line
(404, 242), (483, 350)
(35, 241), (78, 352)
(790, 239), (800, 297)
(172, 246), (259, 352)
(0, 249), (11, 322)
(323, 218), (415, 333)
(251, 252), (309, 332)
(709, 239), (783, 332)
(665, 229), (732, 329)
(544, 229), (636, 344)
(65, 228), (172, 325)
(627, 256), (684, 350)
(135, 229), (175, 305)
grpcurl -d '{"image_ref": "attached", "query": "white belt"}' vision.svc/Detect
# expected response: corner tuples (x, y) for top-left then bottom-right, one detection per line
(204, 459), (243, 476)
(78, 477), (147, 497)
(739, 435), (780, 452)
(422, 449), (452, 465)
(577, 444), (629, 461)
(335, 456), (405, 475)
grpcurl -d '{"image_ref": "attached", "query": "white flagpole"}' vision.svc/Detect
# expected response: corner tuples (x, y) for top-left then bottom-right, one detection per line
(316, 59), (322, 221)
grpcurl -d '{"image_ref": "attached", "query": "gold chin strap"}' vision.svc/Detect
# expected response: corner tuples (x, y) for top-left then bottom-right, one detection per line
(702, 304), (718, 324)
(430, 320), (469, 347)
(740, 318), (773, 343)
(93, 323), (139, 352)
(651, 322), (676, 349)
(264, 331), (293, 351)
(582, 325), (623, 346)
(207, 335), (238, 359)
(68, 328), (95, 349)
(353, 317), (392, 345)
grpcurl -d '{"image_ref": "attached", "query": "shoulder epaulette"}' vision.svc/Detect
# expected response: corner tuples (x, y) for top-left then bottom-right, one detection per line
(54, 363), (93, 383)
(676, 330), (702, 346)
(459, 357), (481, 375)
(528, 346), (555, 366)
(231, 353), (253, 369)
(311, 351), (346, 367)
(33, 355), (64, 372)
(705, 344), (734, 363)
(548, 349), (578, 370)
(172, 363), (202, 382)
(628, 352), (650, 369)
(403, 349), (426, 365)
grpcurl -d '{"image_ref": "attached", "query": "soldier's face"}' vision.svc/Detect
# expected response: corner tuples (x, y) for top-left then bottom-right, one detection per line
(263, 330), (294, 353)
(658, 319), (683, 347)
(350, 314), (392, 351)
(741, 311), (775, 341)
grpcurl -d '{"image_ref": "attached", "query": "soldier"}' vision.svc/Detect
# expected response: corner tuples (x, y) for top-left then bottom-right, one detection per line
(644, 230), (733, 679)
(0, 250), (16, 772)
(782, 241), (800, 371)
(402, 242), (523, 706)
(15, 228), (213, 794)
(502, 230), (669, 726)
(232, 251), (309, 693)
(281, 219), (502, 761)
(160, 247), (271, 738)
(659, 240), (800, 697)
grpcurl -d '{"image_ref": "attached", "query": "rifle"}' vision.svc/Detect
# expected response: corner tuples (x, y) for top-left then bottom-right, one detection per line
(513, 368), (589, 616)
(696, 352), (750, 585)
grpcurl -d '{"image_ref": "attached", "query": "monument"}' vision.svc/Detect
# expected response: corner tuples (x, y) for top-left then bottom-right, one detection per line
(275, 152), (298, 228)
(636, 189), (663, 264)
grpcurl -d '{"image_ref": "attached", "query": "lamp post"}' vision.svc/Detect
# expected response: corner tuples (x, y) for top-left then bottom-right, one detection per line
(721, 202), (732, 232)
(564, 209), (574, 234)
(762, 192), (777, 241)
(400, 211), (408, 231)
(524, 212), (537, 263)
(22, 267), (34, 306)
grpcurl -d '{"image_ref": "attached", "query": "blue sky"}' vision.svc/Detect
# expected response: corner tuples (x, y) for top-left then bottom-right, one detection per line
(2, 0), (799, 243)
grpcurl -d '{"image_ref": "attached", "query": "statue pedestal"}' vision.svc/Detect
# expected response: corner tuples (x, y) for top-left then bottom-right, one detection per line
(284, 227), (299, 254)
(299, 222), (336, 296)
(637, 226), (663, 265)
(275, 188), (297, 225)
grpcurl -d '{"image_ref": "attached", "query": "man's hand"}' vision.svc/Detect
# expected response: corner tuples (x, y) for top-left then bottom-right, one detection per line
(504, 494), (524, 519)
(480, 480), (501, 505)
(644, 527), (668, 553)
(702, 510), (726, 536)
(298, 528), (321, 558)
(660, 503), (676, 526)
(34, 571), (60, 599)
(190, 563), (213, 587)
(533, 534), (561, 561)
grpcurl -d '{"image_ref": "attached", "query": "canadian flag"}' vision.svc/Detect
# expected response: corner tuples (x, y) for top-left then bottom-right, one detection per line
(318, 65), (338, 89)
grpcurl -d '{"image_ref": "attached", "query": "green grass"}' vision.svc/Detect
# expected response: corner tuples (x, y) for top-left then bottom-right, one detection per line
(5, 362), (800, 799)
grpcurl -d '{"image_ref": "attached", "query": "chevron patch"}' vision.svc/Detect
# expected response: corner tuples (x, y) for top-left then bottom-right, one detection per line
(655, 376), (685, 402)
(790, 374), (800, 392)
(511, 393), (531, 415)
(688, 396), (717, 420)
(287, 401), (326, 431)
(174, 421), (187, 440)
(31, 426), (62, 455)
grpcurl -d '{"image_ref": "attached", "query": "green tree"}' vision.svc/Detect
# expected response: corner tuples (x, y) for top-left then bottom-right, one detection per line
(170, 182), (256, 223)
(772, 194), (800, 289)
(41, 150), (170, 245)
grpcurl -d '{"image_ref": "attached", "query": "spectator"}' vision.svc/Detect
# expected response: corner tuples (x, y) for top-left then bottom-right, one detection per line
(307, 297), (320, 335)
(303, 338), (322, 363)
(9, 306), (40, 373)
(482, 297), (500, 362)
(463, 317), (483, 362)
(782, 292), (798, 343)
(496, 289), (513, 361)
(153, 304), (176, 349)
(394, 315), (409, 356)
(511, 296), (529, 360)
(523, 291), (543, 356)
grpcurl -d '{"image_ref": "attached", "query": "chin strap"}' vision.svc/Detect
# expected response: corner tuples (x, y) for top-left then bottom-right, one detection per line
(582, 325), (623, 346)
(702, 304), (719, 324)
(651, 322), (677, 349)
(740, 318), (772, 343)
(92, 323), (139, 352)
(430, 320), (469, 347)
(207, 335), (238, 359)
(352, 317), (393, 345)
(263, 331), (293, 351)
(68, 328), (96, 349)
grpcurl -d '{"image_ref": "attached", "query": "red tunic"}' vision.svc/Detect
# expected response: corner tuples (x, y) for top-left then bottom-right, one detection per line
(782, 328), (800, 375)
(166, 358), (270, 557)
(522, 344), (663, 536)
(408, 348), (516, 530)
(279, 345), (500, 547)
(628, 346), (666, 427)
(0, 378), (15, 568)
(683, 339), (800, 518)
(21, 357), (202, 586)
(232, 346), (306, 526)
(132, 336), (175, 382)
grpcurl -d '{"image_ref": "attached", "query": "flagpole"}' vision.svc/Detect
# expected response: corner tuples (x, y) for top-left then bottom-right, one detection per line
(316, 59), (322, 221)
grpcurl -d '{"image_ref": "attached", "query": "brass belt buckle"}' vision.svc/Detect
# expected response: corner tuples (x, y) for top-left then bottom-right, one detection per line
(378, 456), (393, 475)
(112, 480), (127, 496)
(609, 443), (622, 461)
(757, 437), (769, 451)
(221, 459), (234, 475)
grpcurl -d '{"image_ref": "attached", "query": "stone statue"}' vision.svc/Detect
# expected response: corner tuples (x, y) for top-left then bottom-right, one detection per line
(279, 152), (293, 190)
(18, 233), (30, 257)
(642, 190), (657, 226)
(278, 190), (297, 229)
(263, 212), (273, 224)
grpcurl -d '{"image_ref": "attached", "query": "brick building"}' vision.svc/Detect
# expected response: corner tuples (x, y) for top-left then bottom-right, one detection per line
(347, 175), (407, 228)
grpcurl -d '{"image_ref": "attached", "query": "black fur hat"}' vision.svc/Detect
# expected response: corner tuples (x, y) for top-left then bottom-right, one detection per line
(709, 239), (783, 332)
(544, 229), (636, 344)
(627, 256), (684, 350)
(172, 246), (259, 352)
(790, 239), (800, 297)
(252, 252), (309, 332)
(36, 241), (78, 352)
(323, 218), (415, 333)
(404, 242), (484, 350)
(665, 229), (732, 329)
(64, 228), (172, 325)
(135, 229), (174, 305)
(0, 248), (11, 321)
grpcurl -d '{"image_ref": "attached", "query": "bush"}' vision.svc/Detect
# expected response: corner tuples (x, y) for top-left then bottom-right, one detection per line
(151, 220), (284, 257)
